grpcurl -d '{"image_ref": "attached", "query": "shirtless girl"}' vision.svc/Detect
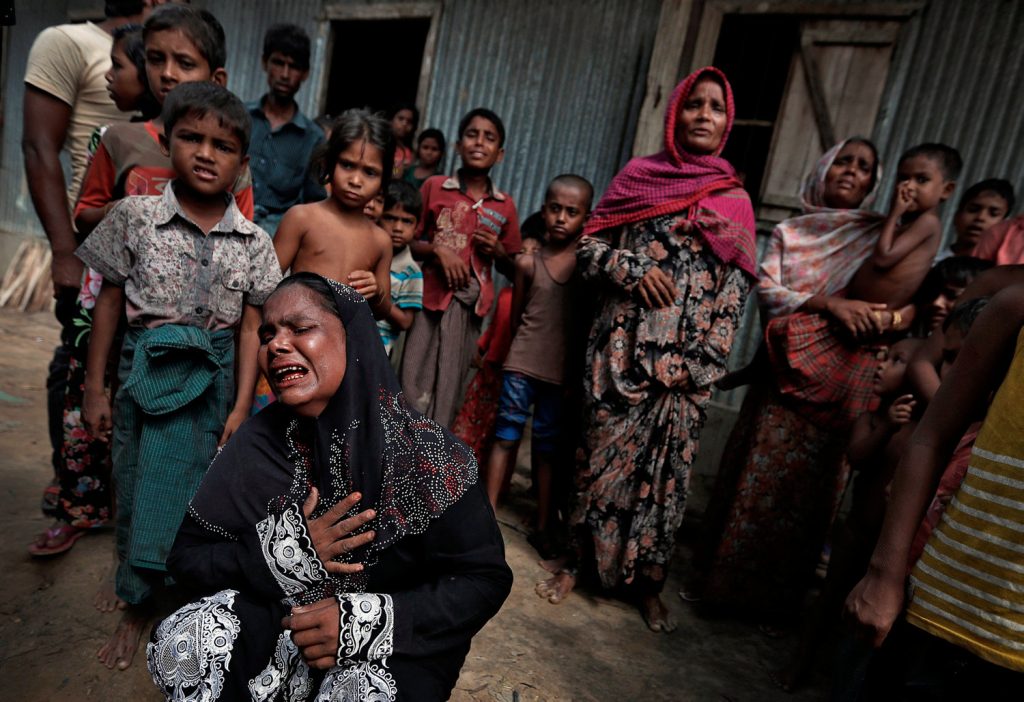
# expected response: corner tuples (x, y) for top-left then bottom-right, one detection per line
(273, 108), (393, 318)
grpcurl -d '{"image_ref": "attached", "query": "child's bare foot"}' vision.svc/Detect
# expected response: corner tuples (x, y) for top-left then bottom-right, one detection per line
(640, 594), (677, 633)
(538, 556), (567, 574)
(97, 605), (150, 670)
(93, 564), (126, 613)
(535, 571), (575, 604)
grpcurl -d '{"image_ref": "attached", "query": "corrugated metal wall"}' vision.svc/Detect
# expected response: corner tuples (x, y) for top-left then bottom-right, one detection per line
(211, 0), (664, 213)
(420, 0), (662, 213)
(2, 0), (661, 239)
(3, 0), (1022, 253)
(872, 0), (1024, 235)
(206, 0), (326, 118)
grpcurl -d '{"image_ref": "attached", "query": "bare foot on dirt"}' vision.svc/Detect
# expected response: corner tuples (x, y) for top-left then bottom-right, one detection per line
(538, 556), (567, 574)
(535, 571), (575, 604)
(641, 594), (677, 633)
(93, 564), (126, 613)
(97, 605), (150, 670)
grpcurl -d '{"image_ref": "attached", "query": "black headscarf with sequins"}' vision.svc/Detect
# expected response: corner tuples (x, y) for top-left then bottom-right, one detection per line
(187, 273), (478, 585)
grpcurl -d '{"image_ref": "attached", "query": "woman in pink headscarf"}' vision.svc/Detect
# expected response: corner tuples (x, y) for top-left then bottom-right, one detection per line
(535, 67), (756, 632)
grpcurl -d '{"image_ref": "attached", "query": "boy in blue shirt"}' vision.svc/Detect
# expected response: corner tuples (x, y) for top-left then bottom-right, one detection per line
(247, 23), (325, 235)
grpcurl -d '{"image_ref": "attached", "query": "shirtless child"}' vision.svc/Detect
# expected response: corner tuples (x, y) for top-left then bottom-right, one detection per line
(273, 108), (394, 317)
(846, 143), (961, 312)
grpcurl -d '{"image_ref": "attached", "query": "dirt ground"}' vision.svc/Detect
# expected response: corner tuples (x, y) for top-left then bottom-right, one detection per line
(0, 309), (827, 701)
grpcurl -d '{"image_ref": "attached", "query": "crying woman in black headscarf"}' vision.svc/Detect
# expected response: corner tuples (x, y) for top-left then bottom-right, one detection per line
(146, 273), (512, 702)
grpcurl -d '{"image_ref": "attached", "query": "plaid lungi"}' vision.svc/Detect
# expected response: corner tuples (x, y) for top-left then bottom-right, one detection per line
(765, 311), (884, 428)
(112, 325), (234, 603)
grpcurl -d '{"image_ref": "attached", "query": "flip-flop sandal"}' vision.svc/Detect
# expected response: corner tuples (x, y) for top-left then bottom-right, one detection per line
(28, 523), (86, 557)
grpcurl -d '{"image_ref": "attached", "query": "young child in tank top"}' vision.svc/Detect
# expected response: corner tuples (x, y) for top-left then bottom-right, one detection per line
(451, 216), (545, 466)
(483, 175), (593, 555)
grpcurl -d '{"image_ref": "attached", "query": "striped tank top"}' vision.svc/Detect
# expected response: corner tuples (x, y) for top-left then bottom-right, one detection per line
(907, 327), (1024, 671)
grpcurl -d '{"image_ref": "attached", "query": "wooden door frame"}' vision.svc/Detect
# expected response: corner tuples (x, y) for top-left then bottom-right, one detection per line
(632, 0), (923, 157)
(314, 1), (442, 122)
(688, 1), (922, 72)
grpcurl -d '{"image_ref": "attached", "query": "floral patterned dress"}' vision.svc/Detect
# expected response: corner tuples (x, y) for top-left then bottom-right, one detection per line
(50, 126), (113, 529)
(572, 212), (750, 591)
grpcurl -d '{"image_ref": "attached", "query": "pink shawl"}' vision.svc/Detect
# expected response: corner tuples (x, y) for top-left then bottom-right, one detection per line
(583, 67), (757, 277)
(757, 139), (886, 319)
(974, 215), (1024, 265)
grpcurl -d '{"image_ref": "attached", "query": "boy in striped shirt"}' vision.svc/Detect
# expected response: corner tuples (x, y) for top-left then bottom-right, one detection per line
(378, 181), (424, 355)
(845, 284), (1024, 695)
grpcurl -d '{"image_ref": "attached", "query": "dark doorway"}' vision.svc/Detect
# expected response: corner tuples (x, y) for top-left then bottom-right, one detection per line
(324, 18), (431, 117)
(712, 15), (798, 206)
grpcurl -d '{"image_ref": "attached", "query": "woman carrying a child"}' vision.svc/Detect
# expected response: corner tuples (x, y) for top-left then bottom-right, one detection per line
(147, 274), (511, 701)
(693, 137), (895, 629)
(536, 67), (756, 632)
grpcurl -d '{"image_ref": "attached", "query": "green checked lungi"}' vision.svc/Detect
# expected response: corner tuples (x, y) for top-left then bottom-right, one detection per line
(112, 324), (235, 604)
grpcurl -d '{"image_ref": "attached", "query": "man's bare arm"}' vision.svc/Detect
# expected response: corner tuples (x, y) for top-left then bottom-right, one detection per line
(22, 85), (79, 291)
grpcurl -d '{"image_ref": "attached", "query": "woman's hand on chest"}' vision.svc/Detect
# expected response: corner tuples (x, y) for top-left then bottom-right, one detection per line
(303, 487), (377, 574)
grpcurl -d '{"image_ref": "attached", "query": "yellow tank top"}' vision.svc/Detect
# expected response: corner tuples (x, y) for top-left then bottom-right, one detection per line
(907, 327), (1024, 671)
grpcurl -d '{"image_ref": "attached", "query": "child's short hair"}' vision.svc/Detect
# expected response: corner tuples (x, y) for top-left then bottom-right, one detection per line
(458, 108), (506, 147)
(899, 143), (963, 182)
(162, 82), (251, 153)
(913, 256), (993, 308)
(417, 127), (446, 151)
(521, 211), (545, 244)
(114, 23), (145, 68)
(943, 296), (990, 334)
(105, 1), (144, 17)
(144, 5), (227, 71)
(546, 174), (595, 210)
(113, 24), (160, 119)
(262, 23), (311, 70)
(383, 181), (422, 220)
(957, 178), (1016, 213)
(314, 108), (395, 187)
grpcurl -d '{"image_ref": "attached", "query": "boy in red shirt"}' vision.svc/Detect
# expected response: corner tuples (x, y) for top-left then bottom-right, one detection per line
(400, 108), (521, 426)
